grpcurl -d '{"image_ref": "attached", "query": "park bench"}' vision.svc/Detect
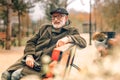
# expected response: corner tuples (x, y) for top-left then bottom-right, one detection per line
(0, 32), (16, 48)
(20, 43), (81, 80)
(0, 32), (6, 48)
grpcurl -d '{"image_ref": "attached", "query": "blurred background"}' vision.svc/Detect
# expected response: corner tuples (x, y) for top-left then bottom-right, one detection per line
(1, 0), (120, 80)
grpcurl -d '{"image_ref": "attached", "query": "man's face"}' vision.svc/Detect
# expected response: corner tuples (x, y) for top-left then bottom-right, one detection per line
(51, 13), (68, 29)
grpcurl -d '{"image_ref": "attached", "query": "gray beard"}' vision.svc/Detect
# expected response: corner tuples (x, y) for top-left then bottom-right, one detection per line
(53, 25), (62, 29)
(52, 23), (65, 29)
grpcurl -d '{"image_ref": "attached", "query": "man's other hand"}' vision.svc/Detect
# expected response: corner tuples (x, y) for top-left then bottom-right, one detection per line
(25, 55), (35, 68)
(56, 36), (72, 47)
(56, 40), (65, 47)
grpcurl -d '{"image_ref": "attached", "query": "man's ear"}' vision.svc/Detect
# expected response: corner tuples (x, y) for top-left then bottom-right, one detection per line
(65, 16), (68, 19)
(65, 16), (68, 21)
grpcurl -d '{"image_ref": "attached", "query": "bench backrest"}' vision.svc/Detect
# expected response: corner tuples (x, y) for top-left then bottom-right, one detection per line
(0, 32), (6, 40)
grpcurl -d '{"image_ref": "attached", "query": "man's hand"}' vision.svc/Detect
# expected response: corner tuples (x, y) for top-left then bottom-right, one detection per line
(56, 40), (65, 47)
(56, 36), (72, 47)
(25, 55), (35, 68)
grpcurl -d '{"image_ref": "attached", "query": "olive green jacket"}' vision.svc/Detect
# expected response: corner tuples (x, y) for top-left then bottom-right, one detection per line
(7, 24), (87, 76)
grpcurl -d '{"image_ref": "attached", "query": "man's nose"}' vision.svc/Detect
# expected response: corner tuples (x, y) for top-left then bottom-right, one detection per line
(54, 17), (58, 20)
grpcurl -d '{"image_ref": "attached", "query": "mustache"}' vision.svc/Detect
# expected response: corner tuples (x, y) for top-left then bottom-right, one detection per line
(54, 21), (60, 24)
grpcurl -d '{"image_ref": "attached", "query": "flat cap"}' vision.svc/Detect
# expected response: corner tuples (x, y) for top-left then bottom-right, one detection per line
(50, 8), (69, 15)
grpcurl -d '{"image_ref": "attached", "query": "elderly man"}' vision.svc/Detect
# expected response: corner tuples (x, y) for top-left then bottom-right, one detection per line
(1, 8), (86, 80)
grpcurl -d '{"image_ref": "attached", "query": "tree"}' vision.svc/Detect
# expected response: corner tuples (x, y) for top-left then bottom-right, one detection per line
(12, 0), (34, 46)
(95, 0), (120, 32)
(0, 0), (12, 50)
(0, 0), (34, 49)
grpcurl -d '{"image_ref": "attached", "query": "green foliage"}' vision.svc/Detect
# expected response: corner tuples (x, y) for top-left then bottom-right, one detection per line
(0, 0), (8, 5)
(12, 0), (28, 15)
(0, 10), (7, 25)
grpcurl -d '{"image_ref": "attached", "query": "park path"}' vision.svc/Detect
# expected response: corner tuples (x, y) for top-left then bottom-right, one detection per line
(0, 47), (25, 78)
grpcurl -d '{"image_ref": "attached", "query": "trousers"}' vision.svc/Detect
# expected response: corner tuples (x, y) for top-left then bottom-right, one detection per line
(1, 68), (23, 80)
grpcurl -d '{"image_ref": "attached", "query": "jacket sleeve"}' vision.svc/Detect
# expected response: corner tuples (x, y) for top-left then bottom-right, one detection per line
(68, 28), (87, 48)
(24, 26), (46, 57)
(24, 30), (40, 57)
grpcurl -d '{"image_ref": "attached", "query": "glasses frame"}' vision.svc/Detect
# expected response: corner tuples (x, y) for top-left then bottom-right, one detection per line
(51, 14), (66, 20)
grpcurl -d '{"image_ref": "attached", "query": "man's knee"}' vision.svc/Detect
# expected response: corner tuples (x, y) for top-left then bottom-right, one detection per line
(11, 68), (23, 80)
(1, 71), (11, 80)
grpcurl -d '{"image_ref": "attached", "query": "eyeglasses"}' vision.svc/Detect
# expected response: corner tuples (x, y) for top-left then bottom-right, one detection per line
(51, 14), (66, 20)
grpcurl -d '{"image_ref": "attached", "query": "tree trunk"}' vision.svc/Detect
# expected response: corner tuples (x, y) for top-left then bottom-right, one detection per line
(5, 5), (12, 50)
(18, 12), (22, 46)
(26, 14), (29, 37)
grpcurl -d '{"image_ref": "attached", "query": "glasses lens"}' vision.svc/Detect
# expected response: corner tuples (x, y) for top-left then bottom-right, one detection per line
(52, 14), (65, 20)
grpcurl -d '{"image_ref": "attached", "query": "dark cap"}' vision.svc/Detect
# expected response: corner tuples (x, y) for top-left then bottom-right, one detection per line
(50, 8), (69, 15)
